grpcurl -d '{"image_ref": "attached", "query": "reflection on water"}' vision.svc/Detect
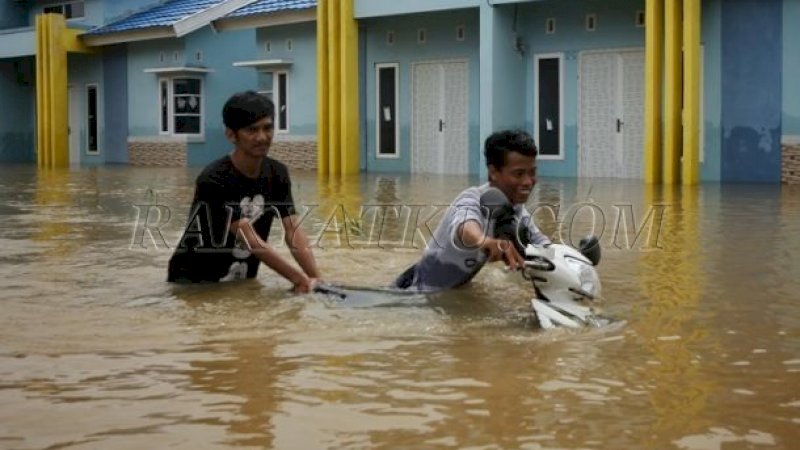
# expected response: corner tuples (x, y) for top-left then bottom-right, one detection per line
(1, 164), (799, 449)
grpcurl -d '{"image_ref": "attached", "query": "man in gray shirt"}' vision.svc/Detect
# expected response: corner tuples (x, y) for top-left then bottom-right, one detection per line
(394, 130), (550, 292)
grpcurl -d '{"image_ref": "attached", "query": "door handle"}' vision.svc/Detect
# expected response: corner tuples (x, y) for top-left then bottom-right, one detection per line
(616, 118), (623, 133)
(439, 119), (445, 132)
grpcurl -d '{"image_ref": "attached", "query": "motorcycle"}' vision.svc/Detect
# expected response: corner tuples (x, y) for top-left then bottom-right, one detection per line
(521, 236), (609, 329)
(314, 188), (612, 330)
(482, 186), (610, 330)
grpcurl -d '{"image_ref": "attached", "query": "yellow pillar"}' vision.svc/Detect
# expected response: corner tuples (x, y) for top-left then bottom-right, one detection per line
(316, 0), (329, 176)
(339, 0), (359, 175)
(644, 0), (664, 184)
(317, 0), (360, 177)
(326, 0), (341, 176)
(36, 13), (69, 168)
(35, 14), (91, 168)
(682, 0), (701, 185)
(663, 0), (683, 184)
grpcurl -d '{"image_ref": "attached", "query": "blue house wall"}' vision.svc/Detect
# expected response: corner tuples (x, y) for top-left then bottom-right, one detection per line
(520, 0), (646, 178)
(721, 0), (783, 183)
(127, 38), (183, 137)
(0, 0), (794, 183)
(0, 1), (29, 29)
(255, 21), (318, 138)
(702, 0), (723, 182)
(126, 27), (259, 166)
(0, 58), (35, 163)
(67, 52), (106, 165)
(362, 9), (481, 174)
(784, 0), (800, 137)
(103, 45), (129, 164)
(102, 0), (162, 23)
(185, 27), (259, 165)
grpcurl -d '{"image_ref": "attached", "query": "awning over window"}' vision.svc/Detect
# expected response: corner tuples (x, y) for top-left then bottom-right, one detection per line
(143, 66), (214, 74)
(232, 59), (293, 70)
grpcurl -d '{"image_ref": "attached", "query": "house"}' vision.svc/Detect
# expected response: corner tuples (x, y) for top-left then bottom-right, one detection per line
(0, 0), (797, 183)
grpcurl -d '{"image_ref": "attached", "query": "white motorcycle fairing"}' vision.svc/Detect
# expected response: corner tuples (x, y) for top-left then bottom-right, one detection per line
(523, 243), (607, 330)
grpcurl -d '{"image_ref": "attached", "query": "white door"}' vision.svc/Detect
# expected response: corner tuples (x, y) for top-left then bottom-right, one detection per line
(579, 49), (645, 178)
(68, 85), (80, 165)
(411, 60), (468, 174)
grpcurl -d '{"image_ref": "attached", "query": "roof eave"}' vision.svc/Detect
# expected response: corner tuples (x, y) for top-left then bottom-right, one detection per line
(82, 27), (175, 46)
(212, 8), (316, 32)
(172, 0), (260, 37)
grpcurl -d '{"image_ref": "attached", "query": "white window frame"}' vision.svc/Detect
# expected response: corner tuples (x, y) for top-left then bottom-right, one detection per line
(375, 63), (400, 159)
(158, 76), (204, 138)
(43, 1), (85, 20)
(534, 53), (565, 160)
(85, 83), (100, 155)
(275, 71), (289, 133)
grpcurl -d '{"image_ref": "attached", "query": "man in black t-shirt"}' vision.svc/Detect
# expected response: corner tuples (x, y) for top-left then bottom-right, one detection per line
(168, 91), (320, 293)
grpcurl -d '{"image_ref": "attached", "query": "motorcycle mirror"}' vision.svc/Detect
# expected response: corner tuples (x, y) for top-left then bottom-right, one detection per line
(578, 235), (601, 266)
(479, 187), (512, 220)
(480, 188), (528, 254)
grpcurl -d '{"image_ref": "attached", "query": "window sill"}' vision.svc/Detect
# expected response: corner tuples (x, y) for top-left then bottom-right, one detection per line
(130, 135), (205, 144)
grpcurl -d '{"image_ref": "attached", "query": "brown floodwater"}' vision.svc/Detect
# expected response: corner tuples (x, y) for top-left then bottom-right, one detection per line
(0, 164), (798, 449)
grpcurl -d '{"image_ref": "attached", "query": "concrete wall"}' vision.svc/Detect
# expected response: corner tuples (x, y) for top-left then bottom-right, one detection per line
(721, 0), (782, 183)
(361, 9), (481, 173)
(0, 58), (35, 163)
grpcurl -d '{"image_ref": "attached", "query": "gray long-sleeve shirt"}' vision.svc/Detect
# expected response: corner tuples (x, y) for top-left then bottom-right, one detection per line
(399, 183), (550, 292)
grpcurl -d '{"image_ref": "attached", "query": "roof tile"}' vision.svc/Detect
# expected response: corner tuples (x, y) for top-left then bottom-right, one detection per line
(225, 0), (316, 18)
(86, 0), (227, 35)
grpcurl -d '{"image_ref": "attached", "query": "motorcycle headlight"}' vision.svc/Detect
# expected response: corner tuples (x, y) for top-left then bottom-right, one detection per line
(565, 256), (601, 298)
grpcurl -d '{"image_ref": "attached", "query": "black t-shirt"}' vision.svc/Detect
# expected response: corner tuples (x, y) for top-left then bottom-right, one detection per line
(167, 155), (295, 282)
